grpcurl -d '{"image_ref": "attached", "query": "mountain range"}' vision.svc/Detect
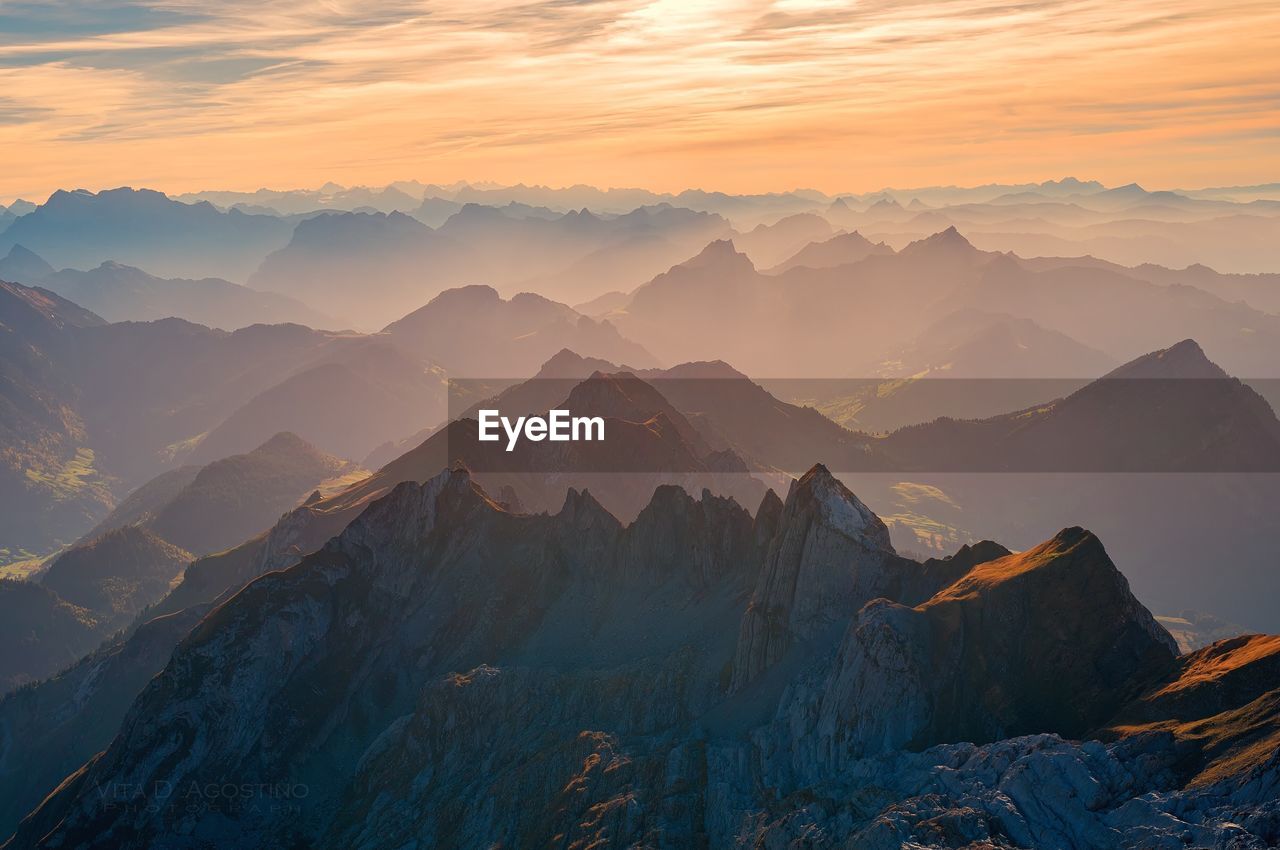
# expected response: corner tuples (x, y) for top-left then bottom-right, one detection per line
(607, 229), (1280, 378)
(4, 464), (1278, 848)
(247, 203), (733, 327)
(0, 431), (352, 692)
(4, 176), (1280, 849)
(0, 188), (295, 281)
(171, 177), (1280, 273)
(0, 248), (334, 330)
(9, 181), (1275, 336)
(0, 274), (657, 561)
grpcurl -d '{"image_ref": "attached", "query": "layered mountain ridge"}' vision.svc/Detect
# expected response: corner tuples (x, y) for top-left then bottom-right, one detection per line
(7, 462), (1278, 849)
(4, 184), (1280, 849)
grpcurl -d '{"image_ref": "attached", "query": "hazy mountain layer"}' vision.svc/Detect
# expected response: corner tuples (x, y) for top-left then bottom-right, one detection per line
(610, 230), (1280, 378)
(33, 259), (334, 330)
(0, 188), (294, 282)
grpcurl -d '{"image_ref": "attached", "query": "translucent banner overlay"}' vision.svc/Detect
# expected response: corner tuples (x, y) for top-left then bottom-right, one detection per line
(443, 376), (1280, 473)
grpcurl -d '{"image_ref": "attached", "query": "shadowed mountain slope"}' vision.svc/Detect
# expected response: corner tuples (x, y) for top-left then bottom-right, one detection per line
(0, 580), (103, 693)
(9, 464), (1277, 850)
(39, 526), (191, 621)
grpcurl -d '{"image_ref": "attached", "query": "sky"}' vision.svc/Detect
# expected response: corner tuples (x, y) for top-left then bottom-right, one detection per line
(1, 0), (1278, 202)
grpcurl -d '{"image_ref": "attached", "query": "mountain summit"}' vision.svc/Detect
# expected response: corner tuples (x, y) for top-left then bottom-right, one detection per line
(1103, 338), (1227, 380)
(14, 465), (1274, 850)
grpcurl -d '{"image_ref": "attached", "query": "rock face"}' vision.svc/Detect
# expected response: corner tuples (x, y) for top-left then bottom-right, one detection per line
(8, 468), (764, 848)
(731, 465), (900, 690)
(6, 466), (1280, 850)
(764, 528), (1179, 786)
(0, 606), (207, 837)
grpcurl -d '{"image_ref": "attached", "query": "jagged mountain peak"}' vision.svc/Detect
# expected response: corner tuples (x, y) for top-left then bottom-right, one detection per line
(556, 485), (621, 532)
(941, 539), (1012, 568)
(902, 225), (975, 256)
(755, 487), (784, 521)
(682, 238), (754, 271)
(0, 243), (56, 283)
(786, 463), (892, 550)
(767, 229), (893, 272)
(342, 466), (498, 548)
(567, 369), (655, 405)
(752, 487), (785, 546)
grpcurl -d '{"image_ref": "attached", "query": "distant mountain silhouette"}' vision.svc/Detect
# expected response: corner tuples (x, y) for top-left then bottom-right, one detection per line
(0, 188), (294, 281)
(250, 204), (732, 327)
(382, 284), (655, 377)
(880, 340), (1280, 471)
(0, 245), (54, 280)
(873, 308), (1116, 379)
(1024, 254), (1280, 316)
(517, 204), (734, 306)
(26, 260), (333, 329)
(571, 289), (630, 316)
(185, 339), (445, 464)
(800, 309), (1116, 432)
(612, 228), (1280, 377)
(0, 279), (663, 557)
(766, 230), (892, 272)
(148, 432), (351, 554)
(733, 212), (833, 267)
(249, 210), (462, 328)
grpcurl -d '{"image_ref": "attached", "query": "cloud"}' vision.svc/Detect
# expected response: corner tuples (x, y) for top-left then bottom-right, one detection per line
(0, 0), (1277, 197)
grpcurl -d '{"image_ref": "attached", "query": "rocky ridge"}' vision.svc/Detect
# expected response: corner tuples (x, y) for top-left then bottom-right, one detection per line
(9, 463), (1274, 849)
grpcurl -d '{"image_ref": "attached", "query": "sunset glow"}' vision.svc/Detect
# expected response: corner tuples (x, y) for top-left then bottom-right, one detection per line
(2, 0), (1278, 200)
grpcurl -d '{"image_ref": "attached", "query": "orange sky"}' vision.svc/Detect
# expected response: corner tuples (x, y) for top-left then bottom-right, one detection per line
(1, 0), (1278, 202)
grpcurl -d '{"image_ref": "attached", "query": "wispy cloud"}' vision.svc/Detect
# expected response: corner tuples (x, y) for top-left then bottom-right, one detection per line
(0, 0), (1277, 198)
